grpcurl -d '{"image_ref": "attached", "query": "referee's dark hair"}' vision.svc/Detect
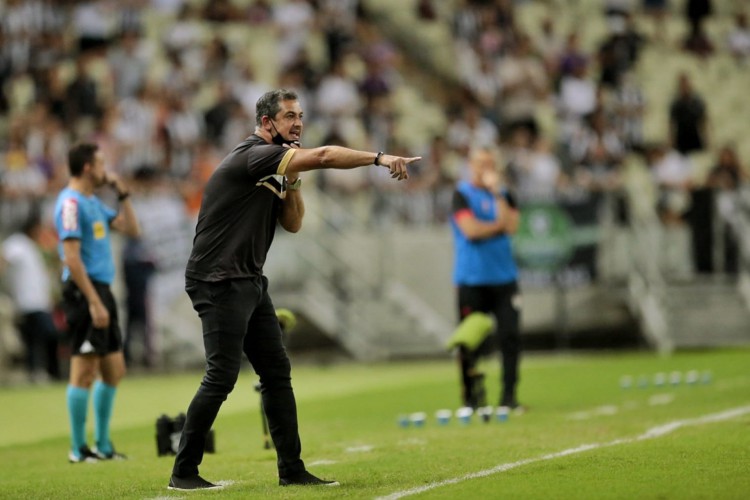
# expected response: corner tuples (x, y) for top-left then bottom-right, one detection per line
(255, 88), (298, 126)
(68, 142), (99, 178)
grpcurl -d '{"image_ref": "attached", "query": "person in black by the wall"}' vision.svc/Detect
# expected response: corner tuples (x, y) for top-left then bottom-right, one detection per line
(669, 73), (708, 156)
(167, 89), (420, 492)
(690, 144), (747, 275)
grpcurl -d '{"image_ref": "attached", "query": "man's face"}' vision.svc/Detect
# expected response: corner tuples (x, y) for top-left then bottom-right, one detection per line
(87, 151), (107, 186)
(268, 99), (304, 144)
(470, 150), (500, 188)
(471, 150), (496, 175)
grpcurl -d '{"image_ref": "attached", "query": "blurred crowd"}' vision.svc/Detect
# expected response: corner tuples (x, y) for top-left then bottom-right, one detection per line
(0, 1), (748, 231)
(448, 0), (746, 207)
(443, 0), (747, 282)
(0, 0), (748, 377)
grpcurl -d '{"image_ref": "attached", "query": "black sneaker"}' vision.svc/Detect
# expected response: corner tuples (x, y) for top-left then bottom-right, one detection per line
(167, 475), (223, 491)
(279, 470), (340, 486)
(93, 444), (127, 460)
(68, 445), (99, 464)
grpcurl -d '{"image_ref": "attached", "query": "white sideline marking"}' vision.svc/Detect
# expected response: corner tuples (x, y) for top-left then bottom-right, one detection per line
(568, 405), (619, 420)
(398, 438), (427, 446)
(648, 393), (675, 406)
(376, 405), (750, 500)
(568, 393), (677, 421)
(309, 459), (338, 466)
(346, 445), (374, 453)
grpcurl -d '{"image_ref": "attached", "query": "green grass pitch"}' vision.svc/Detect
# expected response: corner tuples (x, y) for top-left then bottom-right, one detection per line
(1, 347), (749, 499)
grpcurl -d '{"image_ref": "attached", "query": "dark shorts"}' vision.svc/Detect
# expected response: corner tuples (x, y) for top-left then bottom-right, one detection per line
(62, 280), (123, 356)
(457, 281), (521, 356)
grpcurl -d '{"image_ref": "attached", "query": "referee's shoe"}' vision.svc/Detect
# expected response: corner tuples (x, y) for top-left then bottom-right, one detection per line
(68, 445), (98, 463)
(93, 443), (127, 460)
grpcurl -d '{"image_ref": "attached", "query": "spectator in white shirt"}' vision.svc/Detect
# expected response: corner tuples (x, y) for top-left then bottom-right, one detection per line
(1, 212), (60, 382)
(728, 12), (750, 65)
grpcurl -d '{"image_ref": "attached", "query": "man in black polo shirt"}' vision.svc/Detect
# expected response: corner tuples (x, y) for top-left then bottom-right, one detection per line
(168, 89), (420, 491)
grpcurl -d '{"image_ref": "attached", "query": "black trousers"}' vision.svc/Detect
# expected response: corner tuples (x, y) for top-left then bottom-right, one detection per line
(123, 259), (156, 366)
(457, 282), (521, 405)
(17, 310), (59, 378)
(172, 277), (305, 479)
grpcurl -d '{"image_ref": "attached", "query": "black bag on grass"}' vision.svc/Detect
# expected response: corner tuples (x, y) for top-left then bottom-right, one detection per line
(156, 413), (215, 456)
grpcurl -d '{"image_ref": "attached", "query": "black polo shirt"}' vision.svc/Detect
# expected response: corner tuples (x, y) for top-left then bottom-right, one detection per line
(186, 134), (295, 282)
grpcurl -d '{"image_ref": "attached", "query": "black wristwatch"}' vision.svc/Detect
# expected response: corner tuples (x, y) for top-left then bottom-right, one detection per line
(374, 151), (384, 166)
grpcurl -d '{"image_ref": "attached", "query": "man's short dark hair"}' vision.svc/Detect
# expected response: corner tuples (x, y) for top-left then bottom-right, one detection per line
(255, 89), (298, 126)
(68, 142), (99, 177)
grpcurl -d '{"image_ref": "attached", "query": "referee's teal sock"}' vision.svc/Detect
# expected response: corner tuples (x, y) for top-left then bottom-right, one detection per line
(93, 380), (117, 454)
(67, 385), (89, 454)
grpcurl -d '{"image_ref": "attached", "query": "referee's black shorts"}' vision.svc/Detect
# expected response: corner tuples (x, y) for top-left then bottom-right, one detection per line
(62, 280), (123, 356)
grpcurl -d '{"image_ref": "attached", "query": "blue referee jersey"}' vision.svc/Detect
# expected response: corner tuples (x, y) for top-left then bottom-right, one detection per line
(54, 187), (117, 284)
(450, 181), (517, 286)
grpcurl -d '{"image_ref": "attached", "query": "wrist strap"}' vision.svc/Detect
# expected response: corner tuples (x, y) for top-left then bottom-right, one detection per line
(374, 151), (384, 166)
(286, 178), (302, 191)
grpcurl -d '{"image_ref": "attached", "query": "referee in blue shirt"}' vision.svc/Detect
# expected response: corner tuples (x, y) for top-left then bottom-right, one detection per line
(54, 143), (140, 463)
(450, 147), (523, 410)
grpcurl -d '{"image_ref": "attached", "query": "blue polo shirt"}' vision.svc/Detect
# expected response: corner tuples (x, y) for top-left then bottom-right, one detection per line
(450, 181), (517, 286)
(54, 187), (117, 284)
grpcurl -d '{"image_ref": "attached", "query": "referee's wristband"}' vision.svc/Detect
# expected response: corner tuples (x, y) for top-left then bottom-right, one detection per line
(118, 191), (130, 201)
